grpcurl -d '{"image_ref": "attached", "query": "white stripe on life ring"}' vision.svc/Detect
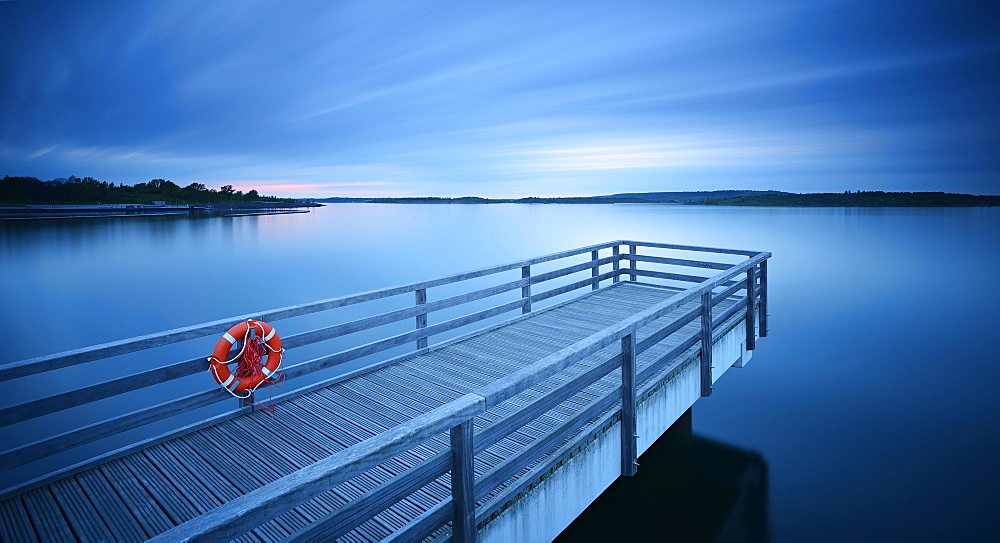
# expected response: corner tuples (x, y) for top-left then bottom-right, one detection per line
(264, 328), (276, 341)
(222, 332), (237, 344)
(221, 373), (235, 388)
(262, 366), (274, 378)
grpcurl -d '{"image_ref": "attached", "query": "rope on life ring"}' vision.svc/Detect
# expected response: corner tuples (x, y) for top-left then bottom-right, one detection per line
(208, 319), (284, 399)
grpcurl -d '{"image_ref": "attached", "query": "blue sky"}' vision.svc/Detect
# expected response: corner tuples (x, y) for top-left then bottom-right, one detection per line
(2, 0), (998, 197)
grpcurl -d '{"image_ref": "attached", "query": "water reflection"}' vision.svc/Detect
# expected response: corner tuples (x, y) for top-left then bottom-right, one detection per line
(558, 409), (769, 543)
(2, 205), (998, 540)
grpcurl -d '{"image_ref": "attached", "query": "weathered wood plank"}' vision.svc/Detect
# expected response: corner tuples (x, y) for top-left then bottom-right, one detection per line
(636, 334), (700, 387)
(622, 253), (732, 271)
(0, 497), (37, 543)
(629, 244), (637, 281)
(529, 270), (618, 306)
(282, 298), (530, 380)
(635, 306), (700, 355)
(521, 266), (531, 314)
(0, 356), (207, 428)
(0, 313), (260, 382)
(621, 333), (637, 477)
(700, 291), (713, 397)
(591, 250), (600, 291)
(286, 453), (450, 542)
(713, 291), (751, 330)
(0, 387), (225, 472)
(746, 268), (757, 350)
(760, 260), (768, 337)
(383, 499), (451, 543)
(612, 245), (620, 283)
(148, 393), (486, 542)
(99, 460), (174, 537)
(416, 288), (428, 350)
(474, 385), (621, 501)
(283, 277), (528, 350)
(190, 429), (312, 535)
(158, 439), (241, 502)
(21, 488), (74, 542)
(474, 351), (621, 456)
(75, 469), (148, 542)
(49, 478), (114, 541)
(450, 421), (476, 543)
(530, 255), (617, 287)
(140, 448), (235, 521)
(626, 268), (709, 284)
(474, 374), (639, 525)
(622, 240), (761, 257)
(120, 452), (200, 525)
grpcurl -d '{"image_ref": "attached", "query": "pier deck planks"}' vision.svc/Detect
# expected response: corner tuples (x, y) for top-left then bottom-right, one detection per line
(0, 281), (746, 542)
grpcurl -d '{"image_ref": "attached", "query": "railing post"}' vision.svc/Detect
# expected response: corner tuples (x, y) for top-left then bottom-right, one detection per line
(700, 291), (713, 397)
(621, 333), (637, 476)
(759, 260), (768, 337)
(629, 244), (637, 281)
(416, 288), (428, 349)
(591, 250), (599, 290)
(450, 421), (476, 543)
(612, 245), (620, 283)
(521, 265), (531, 314)
(745, 268), (756, 351)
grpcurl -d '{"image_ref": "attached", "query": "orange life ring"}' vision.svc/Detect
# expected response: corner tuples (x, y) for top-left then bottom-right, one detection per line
(209, 320), (283, 397)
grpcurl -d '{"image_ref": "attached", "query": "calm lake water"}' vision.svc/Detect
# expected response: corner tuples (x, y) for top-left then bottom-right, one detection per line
(2, 204), (998, 541)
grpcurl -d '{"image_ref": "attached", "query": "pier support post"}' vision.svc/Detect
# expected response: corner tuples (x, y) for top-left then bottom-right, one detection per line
(745, 268), (756, 351)
(629, 244), (637, 281)
(612, 245), (620, 283)
(591, 250), (600, 290)
(700, 291), (713, 397)
(759, 260), (768, 337)
(451, 421), (476, 543)
(521, 266), (531, 314)
(416, 289), (428, 349)
(621, 333), (638, 476)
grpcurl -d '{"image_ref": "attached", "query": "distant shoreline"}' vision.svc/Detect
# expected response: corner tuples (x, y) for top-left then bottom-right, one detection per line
(5, 176), (998, 207)
(0, 202), (320, 220)
(320, 191), (1000, 207)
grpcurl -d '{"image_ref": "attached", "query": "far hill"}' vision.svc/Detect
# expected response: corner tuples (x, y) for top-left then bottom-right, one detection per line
(695, 191), (1000, 207)
(596, 190), (788, 203)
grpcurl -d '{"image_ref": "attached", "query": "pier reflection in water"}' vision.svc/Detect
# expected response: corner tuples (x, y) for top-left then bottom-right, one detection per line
(559, 409), (769, 543)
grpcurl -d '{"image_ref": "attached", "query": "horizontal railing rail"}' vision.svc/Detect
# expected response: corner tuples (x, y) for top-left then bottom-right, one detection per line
(1, 241), (626, 381)
(148, 245), (770, 542)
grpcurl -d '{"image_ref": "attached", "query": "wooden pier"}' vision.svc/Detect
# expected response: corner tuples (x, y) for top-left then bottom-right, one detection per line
(0, 240), (770, 542)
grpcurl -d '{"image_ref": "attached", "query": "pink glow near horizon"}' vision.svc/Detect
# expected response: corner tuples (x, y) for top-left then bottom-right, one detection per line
(201, 180), (405, 197)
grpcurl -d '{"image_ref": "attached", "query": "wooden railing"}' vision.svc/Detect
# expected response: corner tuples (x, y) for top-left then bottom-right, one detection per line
(1, 241), (620, 477)
(132, 243), (770, 542)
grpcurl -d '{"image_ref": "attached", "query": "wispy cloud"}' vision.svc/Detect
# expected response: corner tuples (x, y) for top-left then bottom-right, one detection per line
(28, 146), (55, 159)
(502, 129), (882, 173)
(3, 0), (997, 195)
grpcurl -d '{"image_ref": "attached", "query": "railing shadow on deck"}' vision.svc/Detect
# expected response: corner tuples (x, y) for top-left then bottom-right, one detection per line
(0, 240), (770, 542)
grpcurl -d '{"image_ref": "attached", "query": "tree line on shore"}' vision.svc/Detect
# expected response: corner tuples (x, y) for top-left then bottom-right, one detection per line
(0, 176), (296, 205)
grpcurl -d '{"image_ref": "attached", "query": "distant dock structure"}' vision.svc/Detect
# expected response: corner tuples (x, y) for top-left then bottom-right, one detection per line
(0, 240), (770, 541)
